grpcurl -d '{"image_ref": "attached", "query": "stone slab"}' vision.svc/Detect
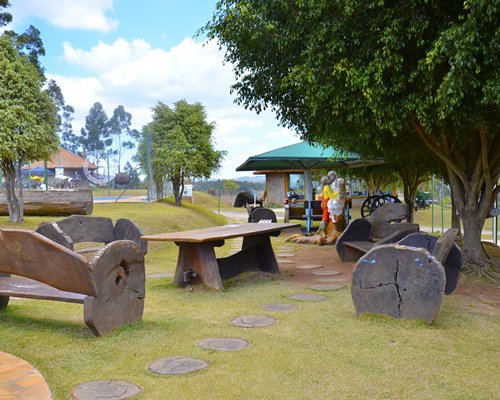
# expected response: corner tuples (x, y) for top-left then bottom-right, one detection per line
(71, 380), (142, 400)
(262, 303), (299, 312)
(289, 293), (326, 301)
(310, 284), (345, 291)
(276, 252), (295, 258)
(317, 277), (343, 283)
(276, 259), (295, 264)
(231, 315), (277, 328)
(148, 356), (208, 375)
(312, 270), (341, 276)
(296, 264), (323, 270)
(0, 351), (52, 400)
(197, 338), (249, 352)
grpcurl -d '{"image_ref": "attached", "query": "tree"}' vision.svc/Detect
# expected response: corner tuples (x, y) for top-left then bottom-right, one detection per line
(80, 102), (111, 165)
(108, 105), (136, 173)
(146, 100), (226, 205)
(46, 79), (79, 154)
(0, 36), (58, 222)
(124, 161), (141, 189)
(205, 0), (499, 277)
(0, 0), (12, 27)
(223, 179), (240, 203)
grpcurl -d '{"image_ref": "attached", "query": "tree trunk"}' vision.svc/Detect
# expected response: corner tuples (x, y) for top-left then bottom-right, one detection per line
(461, 212), (485, 263)
(450, 191), (462, 236)
(2, 161), (22, 223)
(402, 183), (417, 224)
(171, 172), (183, 206)
(400, 167), (426, 224)
(413, 122), (499, 277)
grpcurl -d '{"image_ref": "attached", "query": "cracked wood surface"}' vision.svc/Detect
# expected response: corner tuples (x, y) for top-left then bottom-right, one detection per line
(351, 244), (446, 323)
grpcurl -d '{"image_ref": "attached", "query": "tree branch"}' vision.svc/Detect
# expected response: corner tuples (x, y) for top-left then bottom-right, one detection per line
(412, 120), (468, 186)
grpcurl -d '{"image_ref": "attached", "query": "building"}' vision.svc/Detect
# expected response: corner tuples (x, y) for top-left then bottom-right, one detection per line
(24, 148), (97, 188)
(236, 142), (383, 205)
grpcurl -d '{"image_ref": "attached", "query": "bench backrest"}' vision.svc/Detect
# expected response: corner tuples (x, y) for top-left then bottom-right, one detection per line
(368, 203), (409, 224)
(250, 208), (277, 223)
(0, 229), (97, 296)
(55, 215), (115, 244)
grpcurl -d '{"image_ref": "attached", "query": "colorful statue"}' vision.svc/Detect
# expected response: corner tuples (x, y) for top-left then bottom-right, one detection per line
(317, 171), (348, 245)
(287, 170), (350, 245)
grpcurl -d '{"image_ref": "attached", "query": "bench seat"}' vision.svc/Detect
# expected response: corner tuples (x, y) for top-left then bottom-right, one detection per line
(0, 276), (86, 303)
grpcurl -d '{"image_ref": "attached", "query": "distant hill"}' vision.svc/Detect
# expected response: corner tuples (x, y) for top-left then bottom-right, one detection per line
(194, 177), (265, 193)
(235, 176), (265, 183)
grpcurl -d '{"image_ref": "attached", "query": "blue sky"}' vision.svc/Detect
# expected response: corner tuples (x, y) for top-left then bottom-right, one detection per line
(6, 0), (301, 178)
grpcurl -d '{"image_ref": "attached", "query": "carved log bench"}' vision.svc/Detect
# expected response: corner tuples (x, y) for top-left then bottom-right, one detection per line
(36, 215), (147, 256)
(0, 229), (145, 336)
(351, 229), (462, 323)
(336, 203), (419, 262)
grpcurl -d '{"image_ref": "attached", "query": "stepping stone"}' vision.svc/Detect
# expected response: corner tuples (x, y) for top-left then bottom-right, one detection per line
(296, 264), (323, 270)
(197, 338), (249, 352)
(231, 315), (276, 328)
(262, 303), (299, 312)
(277, 246), (295, 251)
(71, 380), (142, 400)
(277, 259), (295, 264)
(312, 270), (342, 276)
(148, 356), (208, 376)
(317, 277), (343, 283)
(310, 284), (345, 291)
(289, 293), (327, 301)
(148, 272), (173, 279)
(276, 253), (295, 258)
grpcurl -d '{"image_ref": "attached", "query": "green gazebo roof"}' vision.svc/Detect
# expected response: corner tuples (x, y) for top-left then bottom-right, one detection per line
(236, 141), (382, 171)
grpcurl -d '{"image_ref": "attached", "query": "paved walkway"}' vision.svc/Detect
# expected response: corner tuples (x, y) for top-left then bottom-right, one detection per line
(0, 351), (52, 399)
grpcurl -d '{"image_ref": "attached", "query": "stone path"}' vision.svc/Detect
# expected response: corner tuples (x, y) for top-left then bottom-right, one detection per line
(0, 351), (52, 400)
(197, 338), (249, 352)
(148, 356), (208, 376)
(65, 230), (349, 398)
(71, 380), (141, 400)
(231, 315), (277, 328)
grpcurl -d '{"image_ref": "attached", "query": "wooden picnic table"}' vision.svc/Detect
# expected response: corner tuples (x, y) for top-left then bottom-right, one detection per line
(142, 223), (300, 290)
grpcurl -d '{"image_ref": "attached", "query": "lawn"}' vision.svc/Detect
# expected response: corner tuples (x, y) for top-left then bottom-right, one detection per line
(0, 194), (499, 399)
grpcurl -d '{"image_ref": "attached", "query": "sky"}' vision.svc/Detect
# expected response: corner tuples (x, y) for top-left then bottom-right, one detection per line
(5, 0), (302, 179)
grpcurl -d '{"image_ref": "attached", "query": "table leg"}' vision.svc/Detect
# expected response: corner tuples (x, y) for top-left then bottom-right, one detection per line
(173, 243), (224, 290)
(242, 234), (280, 274)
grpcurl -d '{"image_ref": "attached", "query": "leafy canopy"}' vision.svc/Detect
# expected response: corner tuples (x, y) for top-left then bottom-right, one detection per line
(0, 35), (58, 165)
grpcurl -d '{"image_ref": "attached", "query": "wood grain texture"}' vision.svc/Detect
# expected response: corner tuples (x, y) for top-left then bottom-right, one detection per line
(0, 189), (92, 216)
(142, 223), (299, 243)
(0, 230), (145, 336)
(0, 229), (96, 296)
(84, 240), (145, 336)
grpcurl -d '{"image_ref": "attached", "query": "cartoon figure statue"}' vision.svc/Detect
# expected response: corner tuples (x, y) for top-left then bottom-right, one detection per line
(317, 171), (348, 245)
(287, 170), (350, 245)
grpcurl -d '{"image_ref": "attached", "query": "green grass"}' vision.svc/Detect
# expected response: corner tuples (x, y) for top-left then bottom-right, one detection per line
(0, 200), (499, 399)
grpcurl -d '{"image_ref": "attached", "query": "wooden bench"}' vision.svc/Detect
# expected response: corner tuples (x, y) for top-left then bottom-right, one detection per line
(36, 215), (147, 255)
(248, 207), (277, 223)
(351, 229), (462, 323)
(0, 229), (145, 336)
(336, 203), (419, 262)
(142, 223), (300, 290)
(284, 200), (322, 223)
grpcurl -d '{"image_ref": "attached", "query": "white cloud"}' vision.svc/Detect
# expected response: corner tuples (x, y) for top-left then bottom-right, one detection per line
(10, 0), (117, 32)
(50, 36), (301, 177)
(61, 38), (235, 107)
(265, 128), (297, 140)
